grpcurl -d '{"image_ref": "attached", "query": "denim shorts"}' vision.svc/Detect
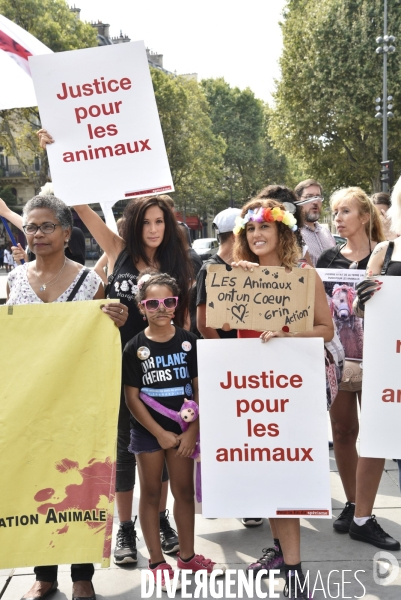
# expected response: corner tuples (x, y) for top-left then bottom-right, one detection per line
(129, 426), (162, 454)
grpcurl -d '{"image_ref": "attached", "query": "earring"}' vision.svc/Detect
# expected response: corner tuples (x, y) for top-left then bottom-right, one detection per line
(142, 315), (147, 321)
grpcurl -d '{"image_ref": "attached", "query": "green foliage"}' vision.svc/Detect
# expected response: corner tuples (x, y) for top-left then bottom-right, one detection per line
(201, 78), (287, 207)
(0, 107), (49, 191)
(0, 0), (98, 51)
(151, 69), (226, 216)
(0, 0), (97, 191)
(270, 0), (401, 193)
(0, 185), (17, 205)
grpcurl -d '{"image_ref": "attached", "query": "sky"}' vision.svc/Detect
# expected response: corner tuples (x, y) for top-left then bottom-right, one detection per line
(76, 0), (287, 103)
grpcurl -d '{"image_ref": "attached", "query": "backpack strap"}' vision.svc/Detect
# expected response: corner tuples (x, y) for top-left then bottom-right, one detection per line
(381, 241), (395, 275)
(66, 268), (90, 302)
(105, 248), (130, 298)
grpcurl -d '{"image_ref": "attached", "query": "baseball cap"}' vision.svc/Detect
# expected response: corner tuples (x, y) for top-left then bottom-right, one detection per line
(213, 208), (241, 233)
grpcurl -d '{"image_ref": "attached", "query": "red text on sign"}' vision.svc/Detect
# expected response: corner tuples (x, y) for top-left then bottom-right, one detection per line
(220, 370), (303, 390)
(56, 77), (132, 100)
(382, 389), (401, 403)
(75, 102), (122, 124)
(247, 419), (279, 437)
(87, 124), (118, 139)
(237, 398), (289, 417)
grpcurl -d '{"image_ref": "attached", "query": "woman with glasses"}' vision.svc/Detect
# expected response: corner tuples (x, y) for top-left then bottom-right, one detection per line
(316, 188), (399, 551)
(6, 194), (127, 600)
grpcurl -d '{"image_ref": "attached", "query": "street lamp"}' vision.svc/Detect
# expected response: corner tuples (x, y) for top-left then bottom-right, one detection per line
(375, 0), (396, 191)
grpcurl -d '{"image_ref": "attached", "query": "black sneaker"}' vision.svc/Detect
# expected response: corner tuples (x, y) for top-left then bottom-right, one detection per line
(333, 502), (355, 533)
(114, 518), (138, 565)
(284, 570), (311, 599)
(241, 518), (263, 527)
(349, 515), (400, 550)
(159, 509), (179, 554)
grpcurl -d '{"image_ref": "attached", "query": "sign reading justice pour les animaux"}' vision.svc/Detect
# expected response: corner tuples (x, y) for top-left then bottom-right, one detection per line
(29, 41), (173, 207)
(198, 338), (331, 518)
(206, 264), (315, 332)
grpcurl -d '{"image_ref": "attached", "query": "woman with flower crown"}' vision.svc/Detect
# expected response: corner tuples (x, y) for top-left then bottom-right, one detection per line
(231, 197), (334, 599)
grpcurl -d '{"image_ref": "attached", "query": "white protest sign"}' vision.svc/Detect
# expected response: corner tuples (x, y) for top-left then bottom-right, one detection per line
(198, 338), (331, 518)
(360, 278), (401, 458)
(29, 42), (174, 207)
(317, 268), (365, 360)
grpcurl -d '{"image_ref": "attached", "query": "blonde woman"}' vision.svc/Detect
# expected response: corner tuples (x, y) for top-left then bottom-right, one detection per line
(316, 187), (399, 550)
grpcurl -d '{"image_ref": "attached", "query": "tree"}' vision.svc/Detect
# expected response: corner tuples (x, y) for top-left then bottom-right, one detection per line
(0, 0), (98, 191)
(201, 78), (287, 206)
(269, 0), (401, 193)
(0, 185), (17, 205)
(0, 0), (97, 52)
(151, 69), (226, 216)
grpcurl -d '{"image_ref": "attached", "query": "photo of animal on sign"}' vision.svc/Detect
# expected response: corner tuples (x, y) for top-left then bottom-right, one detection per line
(317, 269), (365, 360)
(205, 264), (315, 332)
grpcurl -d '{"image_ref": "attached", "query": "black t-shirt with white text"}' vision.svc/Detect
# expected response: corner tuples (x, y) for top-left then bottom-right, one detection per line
(122, 328), (198, 435)
(108, 254), (144, 347)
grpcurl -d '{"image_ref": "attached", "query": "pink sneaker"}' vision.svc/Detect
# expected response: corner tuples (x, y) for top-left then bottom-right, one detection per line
(148, 561), (182, 591)
(177, 553), (224, 576)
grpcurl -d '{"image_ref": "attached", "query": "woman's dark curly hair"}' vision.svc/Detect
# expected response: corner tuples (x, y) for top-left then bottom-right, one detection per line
(233, 198), (300, 268)
(135, 270), (180, 314)
(122, 196), (192, 328)
(256, 185), (305, 251)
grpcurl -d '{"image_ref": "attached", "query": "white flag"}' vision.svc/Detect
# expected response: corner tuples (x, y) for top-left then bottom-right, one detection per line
(0, 14), (52, 109)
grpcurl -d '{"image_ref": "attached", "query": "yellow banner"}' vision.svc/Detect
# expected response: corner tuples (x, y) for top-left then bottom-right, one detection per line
(0, 300), (121, 569)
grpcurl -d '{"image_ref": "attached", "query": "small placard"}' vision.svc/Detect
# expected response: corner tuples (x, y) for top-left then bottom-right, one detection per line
(205, 264), (315, 332)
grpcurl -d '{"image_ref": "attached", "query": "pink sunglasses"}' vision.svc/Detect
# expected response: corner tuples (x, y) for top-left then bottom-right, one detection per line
(140, 297), (178, 311)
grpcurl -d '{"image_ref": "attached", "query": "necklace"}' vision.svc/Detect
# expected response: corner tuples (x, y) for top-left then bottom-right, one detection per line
(34, 257), (67, 291)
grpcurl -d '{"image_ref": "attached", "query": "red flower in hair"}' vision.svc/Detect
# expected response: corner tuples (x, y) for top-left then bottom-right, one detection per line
(263, 208), (275, 222)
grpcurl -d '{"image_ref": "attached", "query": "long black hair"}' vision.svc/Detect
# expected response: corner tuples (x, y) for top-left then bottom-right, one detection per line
(122, 196), (192, 328)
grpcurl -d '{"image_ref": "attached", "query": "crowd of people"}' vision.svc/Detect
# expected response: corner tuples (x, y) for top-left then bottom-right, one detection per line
(2, 128), (401, 599)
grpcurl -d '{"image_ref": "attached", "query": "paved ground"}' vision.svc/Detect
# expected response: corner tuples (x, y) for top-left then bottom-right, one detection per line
(1, 266), (401, 598)
(1, 453), (401, 599)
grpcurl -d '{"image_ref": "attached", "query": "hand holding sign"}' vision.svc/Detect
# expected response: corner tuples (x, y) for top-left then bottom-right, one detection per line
(29, 42), (174, 208)
(206, 264), (315, 333)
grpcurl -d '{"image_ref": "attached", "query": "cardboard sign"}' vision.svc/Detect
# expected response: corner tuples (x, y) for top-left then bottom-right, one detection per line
(360, 278), (401, 458)
(198, 338), (331, 517)
(29, 42), (174, 207)
(317, 268), (365, 360)
(205, 264), (315, 332)
(0, 301), (121, 569)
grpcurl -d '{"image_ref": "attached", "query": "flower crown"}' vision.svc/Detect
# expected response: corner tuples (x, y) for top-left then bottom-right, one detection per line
(233, 206), (298, 234)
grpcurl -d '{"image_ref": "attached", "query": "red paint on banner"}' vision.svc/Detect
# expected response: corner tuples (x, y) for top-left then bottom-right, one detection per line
(56, 458), (79, 473)
(56, 524), (69, 534)
(34, 488), (55, 502)
(37, 457), (115, 516)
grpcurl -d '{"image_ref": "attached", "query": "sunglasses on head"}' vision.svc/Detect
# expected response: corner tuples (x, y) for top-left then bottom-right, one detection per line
(140, 297), (178, 311)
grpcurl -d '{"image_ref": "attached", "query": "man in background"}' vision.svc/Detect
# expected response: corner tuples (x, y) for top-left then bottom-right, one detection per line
(294, 179), (335, 266)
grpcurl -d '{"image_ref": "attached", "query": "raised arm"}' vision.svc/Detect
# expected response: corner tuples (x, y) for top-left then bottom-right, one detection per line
(37, 129), (125, 270)
(0, 199), (23, 231)
(72, 205), (124, 270)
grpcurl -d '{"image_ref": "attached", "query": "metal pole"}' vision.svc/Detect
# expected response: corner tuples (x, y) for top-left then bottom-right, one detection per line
(382, 0), (388, 191)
